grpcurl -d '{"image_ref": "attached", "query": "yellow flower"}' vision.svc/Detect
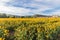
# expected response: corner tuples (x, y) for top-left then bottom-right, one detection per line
(0, 26), (1, 28)
(0, 38), (5, 40)
(0, 38), (2, 40)
(4, 30), (8, 33)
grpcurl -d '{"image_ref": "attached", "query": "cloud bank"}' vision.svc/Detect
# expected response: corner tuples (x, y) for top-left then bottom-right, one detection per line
(0, 0), (60, 16)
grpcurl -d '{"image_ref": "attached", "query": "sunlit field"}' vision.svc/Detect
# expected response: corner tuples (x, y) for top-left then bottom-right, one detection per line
(0, 17), (60, 40)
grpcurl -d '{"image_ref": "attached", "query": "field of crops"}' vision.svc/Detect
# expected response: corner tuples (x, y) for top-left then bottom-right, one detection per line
(0, 17), (60, 40)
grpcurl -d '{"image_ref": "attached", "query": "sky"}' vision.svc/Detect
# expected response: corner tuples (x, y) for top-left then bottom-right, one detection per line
(0, 0), (60, 16)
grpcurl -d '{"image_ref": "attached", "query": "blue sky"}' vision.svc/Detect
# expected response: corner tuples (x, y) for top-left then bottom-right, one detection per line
(0, 0), (60, 16)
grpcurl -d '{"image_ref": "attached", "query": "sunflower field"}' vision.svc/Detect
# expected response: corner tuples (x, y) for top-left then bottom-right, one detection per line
(0, 17), (60, 40)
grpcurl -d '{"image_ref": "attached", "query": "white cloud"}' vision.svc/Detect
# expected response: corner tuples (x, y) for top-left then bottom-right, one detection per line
(0, 0), (10, 2)
(34, 0), (43, 2)
(0, 6), (31, 16)
(0, 0), (32, 16)
(0, 0), (60, 16)
(0, 0), (11, 6)
(35, 0), (60, 16)
(51, 10), (60, 16)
